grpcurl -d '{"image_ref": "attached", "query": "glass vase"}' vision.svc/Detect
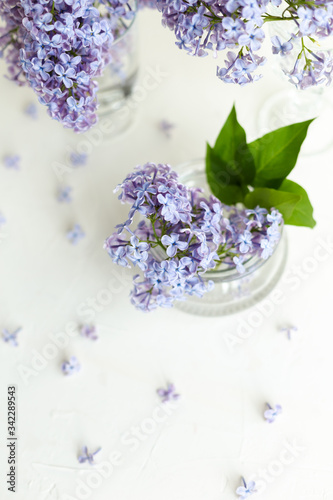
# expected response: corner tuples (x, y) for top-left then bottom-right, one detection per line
(97, 11), (139, 134)
(258, 5), (333, 155)
(173, 160), (288, 317)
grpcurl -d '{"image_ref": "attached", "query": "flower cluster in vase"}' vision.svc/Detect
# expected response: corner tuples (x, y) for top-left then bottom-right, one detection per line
(0, 0), (135, 132)
(104, 162), (283, 311)
(156, 0), (333, 87)
(105, 106), (315, 312)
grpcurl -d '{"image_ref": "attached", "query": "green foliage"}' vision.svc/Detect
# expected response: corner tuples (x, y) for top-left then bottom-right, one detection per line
(205, 106), (316, 228)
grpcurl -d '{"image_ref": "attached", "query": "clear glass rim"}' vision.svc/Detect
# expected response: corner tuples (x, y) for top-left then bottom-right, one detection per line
(112, 0), (138, 45)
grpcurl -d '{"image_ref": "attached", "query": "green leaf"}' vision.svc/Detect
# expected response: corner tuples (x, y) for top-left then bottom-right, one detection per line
(249, 119), (314, 187)
(279, 179), (316, 228)
(212, 105), (256, 186)
(206, 144), (247, 205)
(244, 187), (302, 221)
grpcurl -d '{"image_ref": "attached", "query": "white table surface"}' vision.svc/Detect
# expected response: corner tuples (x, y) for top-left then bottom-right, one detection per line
(1, 9), (333, 500)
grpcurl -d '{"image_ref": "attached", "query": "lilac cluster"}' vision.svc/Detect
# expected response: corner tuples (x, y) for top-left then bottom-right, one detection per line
(0, 0), (136, 131)
(155, 0), (333, 87)
(104, 163), (283, 312)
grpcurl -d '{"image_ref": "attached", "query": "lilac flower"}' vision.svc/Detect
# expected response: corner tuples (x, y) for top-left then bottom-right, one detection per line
(280, 325), (298, 340)
(238, 23), (264, 52)
(238, 231), (253, 253)
(264, 403), (282, 423)
(78, 446), (101, 465)
(57, 186), (72, 203)
(246, 206), (267, 227)
(2, 328), (21, 347)
(61, 356), (81, 375)
(233, 255), (245, 274)
(161, 233), (188, 257)
(267, 210), (283, 225)
(0, 0), (136, 132)
(105, 164), (283, 312)
(271, 36), (293, 57)
(157, 383), (180, 403)
(138, 0), (157, 8)
(70, 152), (88, 167)
(0, 212), (6, 228)
(154, 0), (333, 89)
(112, 246), (130, 267)
(260, 238), (274, 260)
(67, 224), (85, 245)
(236, 477), (256, 499)
(24, 103), (38, 119)
(80, 325), (98, 341)
(4, 155), (21, 170)
(158, 119), (175, 138)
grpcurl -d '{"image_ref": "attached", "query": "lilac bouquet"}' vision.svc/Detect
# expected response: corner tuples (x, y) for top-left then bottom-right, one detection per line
(0, 0), (136, 132)
(104, 107), (315, 312)
(155, 0), (333, 88)
(104, 163), (283, 312)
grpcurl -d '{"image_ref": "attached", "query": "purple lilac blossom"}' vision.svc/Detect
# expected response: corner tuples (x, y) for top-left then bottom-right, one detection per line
(61, 356), (81, 375)
(236, 477), (257, 499)
(138, 0), (157, 8)
(264, 403), (282, 423)
(280, 325), (298, 340)
(104, 163), (283, 312)
(155, 0), (333, 88)
(158, 119), (175, 138)
(0, 0), (136, 131)
(24, 102), (38, 119)
(2, 327), (21, 347)
(0, 212), (6, 227)
(157, 383), (180, 402)
(70, 152), (88, 167)
(57, 186), (73, 203)
(78, 446), (101, 464)
(3, 155), (20, 170)
(80, 324), (98, 340)
(67, 224), (85, 244)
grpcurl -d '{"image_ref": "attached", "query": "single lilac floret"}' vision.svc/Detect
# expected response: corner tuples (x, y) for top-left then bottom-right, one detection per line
(57, 186), (73, 203)
(78, 446), (101, 465)
(67, 224), (85, 245)
(157, 383), (180, 402)
(61, 356), (81, 375)
(158, 120), (175, 138)
(264, 403), (282, 423)
(70, 152), (88, 167)
(2, 327), (21, 347)
(280, 325), (298, 340)
(271, 36), (293, 56)
(24, 103), (38, 119)
(233, 255), (245, 274)
(4, 155), (21, 170)
(0, 212), (7, 228)
(236, 477), (257, 499)
(80, 325), (98, 341)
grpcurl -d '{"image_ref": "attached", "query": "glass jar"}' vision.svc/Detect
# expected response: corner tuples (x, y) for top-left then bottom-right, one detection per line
(173, 160), (288, 317)
(258, 4), (333, 155)
(97, 8), (139, 133)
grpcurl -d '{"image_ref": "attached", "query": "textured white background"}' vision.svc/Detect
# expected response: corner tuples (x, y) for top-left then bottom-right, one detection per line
(0, 9), (333, 500)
